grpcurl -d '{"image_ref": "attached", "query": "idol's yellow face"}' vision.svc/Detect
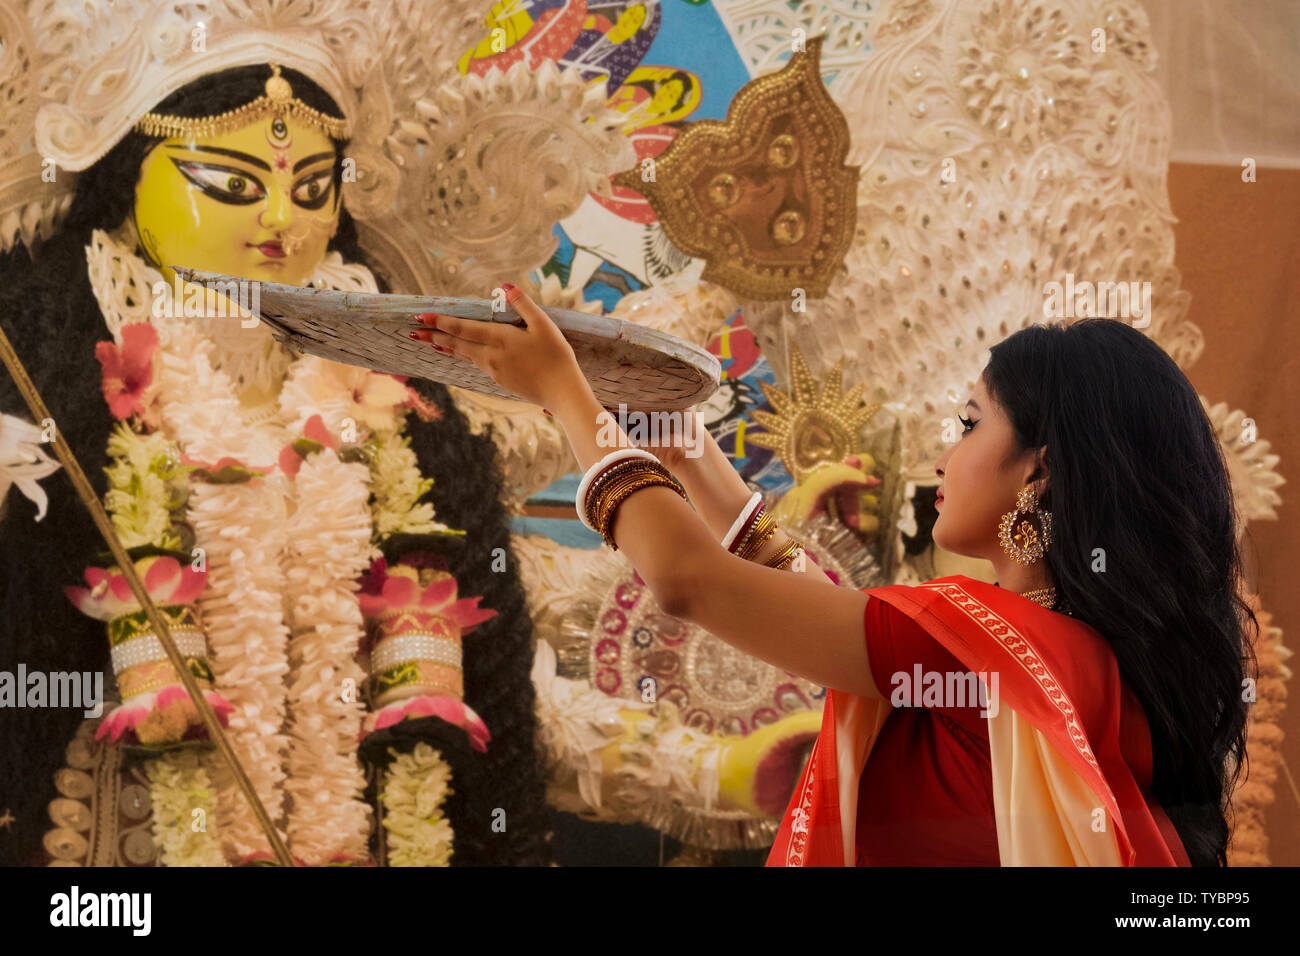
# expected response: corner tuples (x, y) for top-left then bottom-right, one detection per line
(132, 110), (339, 287)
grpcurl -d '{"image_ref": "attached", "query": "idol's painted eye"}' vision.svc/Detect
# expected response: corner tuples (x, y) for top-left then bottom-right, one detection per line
(171, 158), (267, 205)
(292, 169), (333, 209)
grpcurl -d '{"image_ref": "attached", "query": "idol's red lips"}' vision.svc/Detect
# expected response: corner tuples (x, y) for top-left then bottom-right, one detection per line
(250, 240), (286, 258)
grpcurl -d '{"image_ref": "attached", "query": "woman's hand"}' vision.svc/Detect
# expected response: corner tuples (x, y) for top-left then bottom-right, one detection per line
(410, 282), (587, 409)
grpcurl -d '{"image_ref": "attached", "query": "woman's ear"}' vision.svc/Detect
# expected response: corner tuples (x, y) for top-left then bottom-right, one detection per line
(1030, 445), (1049, 497)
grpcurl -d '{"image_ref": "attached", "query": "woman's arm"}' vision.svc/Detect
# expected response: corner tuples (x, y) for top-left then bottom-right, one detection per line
(549, 382), (876, 695)
(612, 408), (842, 587)
(413, 288), (881, 699)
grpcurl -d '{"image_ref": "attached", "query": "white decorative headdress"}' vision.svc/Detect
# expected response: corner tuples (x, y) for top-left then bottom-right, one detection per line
(0, 0), (635, 295)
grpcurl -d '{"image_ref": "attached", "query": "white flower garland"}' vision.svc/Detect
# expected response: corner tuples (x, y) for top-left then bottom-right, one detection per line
(189, 478), (293, 858)
(102, 423), (183, 551)
(379, 743), (454, 867)
(85, 228), (457, 865)
(280, 421), (375, 864)
(368, 429), (463, 539)
(145, 749), (227, 867)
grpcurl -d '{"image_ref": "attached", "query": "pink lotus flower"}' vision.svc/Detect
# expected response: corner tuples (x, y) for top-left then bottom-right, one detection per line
(356, 560), (497, 634)
(363, 695), (490, 752)
(66, 554), (206, 620)
(95, 686), (234, 746)
(95, 323), (158, 421)
(65, 554), (229, 749)
(356, 558), (496, 749)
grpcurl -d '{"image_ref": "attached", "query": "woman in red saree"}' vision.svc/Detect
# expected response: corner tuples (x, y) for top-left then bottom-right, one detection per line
(416, 296), (1254, 868)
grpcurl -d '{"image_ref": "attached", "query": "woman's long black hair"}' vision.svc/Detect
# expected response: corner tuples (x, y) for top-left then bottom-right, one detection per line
(0, 65), (551, 865)
(983, 318), (1256, 866)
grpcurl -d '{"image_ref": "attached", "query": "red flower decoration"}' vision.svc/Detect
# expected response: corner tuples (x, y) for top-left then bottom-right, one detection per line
(95, 323), (158, 421)
(278, 414), (339, 477)
(180, 454), (272, 484)
(403, 386), (443, 423)
(358, 556), (390, 597)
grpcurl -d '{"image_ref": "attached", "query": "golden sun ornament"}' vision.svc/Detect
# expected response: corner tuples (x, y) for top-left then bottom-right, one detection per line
(747, 345), (881, 484)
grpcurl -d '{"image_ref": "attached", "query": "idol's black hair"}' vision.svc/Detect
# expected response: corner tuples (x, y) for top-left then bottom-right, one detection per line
(983, 318), (1256, 866)
(0, 64), (551, 866)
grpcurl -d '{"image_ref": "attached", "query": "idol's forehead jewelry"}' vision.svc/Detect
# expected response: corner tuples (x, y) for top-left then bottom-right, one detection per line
(134, 63), (350, 141)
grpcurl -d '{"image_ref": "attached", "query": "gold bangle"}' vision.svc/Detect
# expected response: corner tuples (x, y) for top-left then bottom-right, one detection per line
(589, 460), (679, 528)
(595, 471), (685, 548)
(599, 478), (678, 551)
(585, 459), (668, 529)
(736, 510), (777, 562)
(589, 465), (646, 531)
(763, 539), (802, 569)
(591, 468), (687, 550)
(587, 461), (654, 529)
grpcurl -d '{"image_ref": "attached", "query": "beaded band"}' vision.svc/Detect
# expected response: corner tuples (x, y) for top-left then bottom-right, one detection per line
(371, 633), (462, 673)
(111, 629), (208, 675)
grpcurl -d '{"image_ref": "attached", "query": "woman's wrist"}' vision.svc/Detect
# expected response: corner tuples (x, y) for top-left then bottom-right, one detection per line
(677, 438), (760, 541)
(547, 372), (751, 544)
(548, 373), (622, 472)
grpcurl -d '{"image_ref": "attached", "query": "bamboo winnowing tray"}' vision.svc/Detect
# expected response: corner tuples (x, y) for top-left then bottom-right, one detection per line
(171, 267), (720, 412)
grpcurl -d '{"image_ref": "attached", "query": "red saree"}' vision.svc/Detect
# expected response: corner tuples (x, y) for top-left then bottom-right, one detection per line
(767, 574), (1190, 867)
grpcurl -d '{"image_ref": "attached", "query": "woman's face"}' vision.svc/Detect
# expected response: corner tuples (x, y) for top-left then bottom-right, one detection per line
(932, 373), (1046, 560)
(132, 111), (339, 287)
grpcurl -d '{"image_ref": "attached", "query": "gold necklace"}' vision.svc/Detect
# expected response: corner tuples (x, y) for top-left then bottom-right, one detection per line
(1019, 585), (1074, 616)
(994, 582), (1072, 616)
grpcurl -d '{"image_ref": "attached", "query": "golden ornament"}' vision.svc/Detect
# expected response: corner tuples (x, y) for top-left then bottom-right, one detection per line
(611, 36), (858, 300)
(747, 343), (882, 484)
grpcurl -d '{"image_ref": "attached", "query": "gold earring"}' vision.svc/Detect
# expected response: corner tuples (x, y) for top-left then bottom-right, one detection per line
(998, 486), (1052, 565)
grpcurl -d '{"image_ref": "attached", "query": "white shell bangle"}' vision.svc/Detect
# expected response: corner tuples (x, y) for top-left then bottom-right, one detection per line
(721, 491), (764, 552)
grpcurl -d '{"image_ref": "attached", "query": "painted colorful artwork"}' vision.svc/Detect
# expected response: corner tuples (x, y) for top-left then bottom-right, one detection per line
(516, 0), (852, 527)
